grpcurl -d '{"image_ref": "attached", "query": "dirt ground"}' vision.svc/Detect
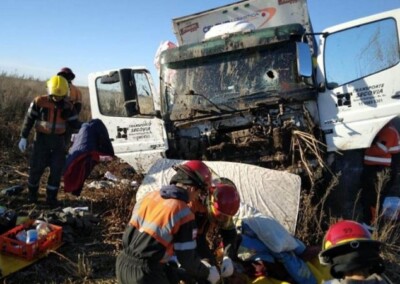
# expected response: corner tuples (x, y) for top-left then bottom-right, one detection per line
(0, 149), (141, 283)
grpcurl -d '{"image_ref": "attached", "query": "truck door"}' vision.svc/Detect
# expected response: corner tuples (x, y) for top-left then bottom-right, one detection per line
(317, 9), (400, 152)
(88, 68), (168, 173)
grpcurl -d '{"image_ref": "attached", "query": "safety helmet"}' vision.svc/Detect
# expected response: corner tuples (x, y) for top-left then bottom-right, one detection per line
(209, 182), (240, 221)
(171, 160), (212, 190)
(322, 220), (377, 251)
(47, 75), (69, 97)
(319, 220), (384, 278)
(57, 67), (75, 81)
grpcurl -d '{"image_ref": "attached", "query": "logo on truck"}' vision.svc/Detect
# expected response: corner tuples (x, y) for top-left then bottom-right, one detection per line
(180, 23), (200, 36)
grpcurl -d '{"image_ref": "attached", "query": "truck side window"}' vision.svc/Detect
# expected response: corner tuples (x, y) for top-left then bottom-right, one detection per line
(133, 72), (155, 115)
(96, 75), (128, 117)
(324, 18), (399, 88)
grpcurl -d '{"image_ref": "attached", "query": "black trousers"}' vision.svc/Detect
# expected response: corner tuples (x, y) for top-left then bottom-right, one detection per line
(28, 132), (65, 192)
(116, 252), (170, 284)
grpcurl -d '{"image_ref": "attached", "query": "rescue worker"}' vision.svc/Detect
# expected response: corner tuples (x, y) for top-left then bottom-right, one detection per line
(360, 123), (400, 224)
(18, 75), (81, 206)
(57, 67), (82, 114)
(57, 67), (83, 150)
(202, 179), (240, 278)
(319, 220), (390, 283)
(115, 160), (220, 284)
(178, 165), (240, 280)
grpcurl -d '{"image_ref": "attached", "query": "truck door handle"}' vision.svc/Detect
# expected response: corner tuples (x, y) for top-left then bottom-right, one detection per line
(392, 92), (400, 99)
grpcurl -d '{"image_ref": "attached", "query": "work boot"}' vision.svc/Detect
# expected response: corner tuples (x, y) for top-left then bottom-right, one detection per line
(27, 186), (39, 204)
(46, 188), (59, 208)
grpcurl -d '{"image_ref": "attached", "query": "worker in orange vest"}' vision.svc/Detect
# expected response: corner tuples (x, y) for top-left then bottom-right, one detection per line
(116, 160), (220, 284)
(18, 75), (81, 206)
(57, 67), (82, 114)
(57, 67), (83, 150)
(361, 123), (400, 224)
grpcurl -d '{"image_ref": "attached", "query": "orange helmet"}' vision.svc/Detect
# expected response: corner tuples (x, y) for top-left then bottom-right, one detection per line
(319, 220), (384, 278)
(209, 181), (240, 222)
(171, 160), (212, 190)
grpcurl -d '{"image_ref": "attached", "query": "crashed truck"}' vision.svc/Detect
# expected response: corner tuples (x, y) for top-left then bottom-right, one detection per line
(88, 0), (400, 222)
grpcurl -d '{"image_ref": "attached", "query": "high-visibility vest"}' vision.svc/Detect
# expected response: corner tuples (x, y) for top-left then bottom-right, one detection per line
(129, 190), (196, 262)
(28, 95), (75, 135)
(364, 125), (400, 166)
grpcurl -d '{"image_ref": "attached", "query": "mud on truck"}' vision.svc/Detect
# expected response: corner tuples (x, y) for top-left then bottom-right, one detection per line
(88, 0), (400, 218)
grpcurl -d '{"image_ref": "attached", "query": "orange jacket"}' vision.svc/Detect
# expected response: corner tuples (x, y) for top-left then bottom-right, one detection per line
(21, 95), (79, 137)
(129, 190), (196, 262)
(364, 125), (400, 166)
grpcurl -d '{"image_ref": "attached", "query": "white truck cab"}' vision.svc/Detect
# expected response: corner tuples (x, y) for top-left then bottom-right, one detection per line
(88, 3), (400, 183)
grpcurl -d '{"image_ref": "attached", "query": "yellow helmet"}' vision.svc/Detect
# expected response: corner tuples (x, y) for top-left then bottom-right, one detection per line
(47, 75), (69, 97)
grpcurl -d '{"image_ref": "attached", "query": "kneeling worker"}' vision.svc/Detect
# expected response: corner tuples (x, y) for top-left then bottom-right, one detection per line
(116, 160), (220, 284)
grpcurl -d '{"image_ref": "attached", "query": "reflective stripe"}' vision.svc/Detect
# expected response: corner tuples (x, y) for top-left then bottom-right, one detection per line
(46, 185), (58, 191)
(389, 145), (400, 153)
(28, 109), (39, 118)
(376, 142), (388, 153)
(36, 121), (66, 129)
(364, 155), (391, 166)
(174, 239), (197, 251)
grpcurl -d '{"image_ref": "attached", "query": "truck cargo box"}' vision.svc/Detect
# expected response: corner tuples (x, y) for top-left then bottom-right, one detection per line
(172, 0), (312, 45)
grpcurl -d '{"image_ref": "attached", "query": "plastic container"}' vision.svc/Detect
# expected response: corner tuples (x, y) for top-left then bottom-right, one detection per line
(0, 219), (62, 260)
(26, 229), (38, 244)
(35, 220), (51, 238)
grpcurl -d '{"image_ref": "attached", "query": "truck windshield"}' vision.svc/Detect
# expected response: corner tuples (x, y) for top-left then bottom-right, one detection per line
(160, 43), (308, 120)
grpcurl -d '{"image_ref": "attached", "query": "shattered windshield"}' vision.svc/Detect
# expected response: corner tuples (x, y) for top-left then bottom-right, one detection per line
(160, 44), (303, 120)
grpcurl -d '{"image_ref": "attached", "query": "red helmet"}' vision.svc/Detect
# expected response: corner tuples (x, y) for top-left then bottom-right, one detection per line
(57, 67), (75, 81)
(322, 220), (378, 251)
(209, 182), (240, 220)
(319, 220), (383, 277)
(172, 160), (212, 190)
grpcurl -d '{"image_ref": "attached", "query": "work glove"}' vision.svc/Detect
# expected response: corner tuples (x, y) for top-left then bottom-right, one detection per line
(201, 260), (220, 284)
(18, 138), (27, 153)
(221, 256), (234, 277)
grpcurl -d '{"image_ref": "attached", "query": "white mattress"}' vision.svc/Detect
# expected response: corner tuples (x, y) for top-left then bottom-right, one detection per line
(136, 159), (301, 234)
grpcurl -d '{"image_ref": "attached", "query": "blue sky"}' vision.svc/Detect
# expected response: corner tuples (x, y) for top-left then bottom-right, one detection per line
(0, 0), (399, 87)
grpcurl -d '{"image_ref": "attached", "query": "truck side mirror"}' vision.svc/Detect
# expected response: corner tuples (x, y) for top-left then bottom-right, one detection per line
(296, 42), (312, 78)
